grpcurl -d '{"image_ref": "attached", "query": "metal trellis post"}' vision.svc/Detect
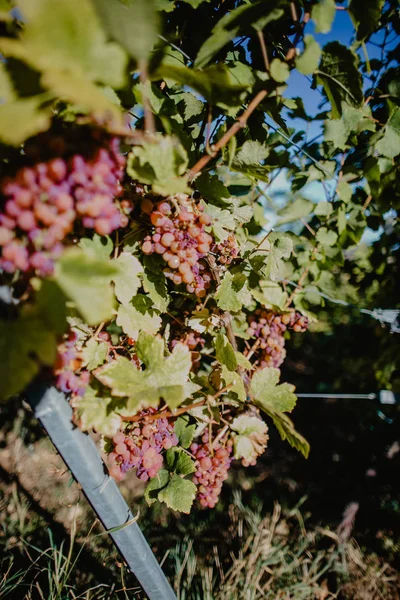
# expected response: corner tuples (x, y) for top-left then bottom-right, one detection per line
(27, 382), (177, 600)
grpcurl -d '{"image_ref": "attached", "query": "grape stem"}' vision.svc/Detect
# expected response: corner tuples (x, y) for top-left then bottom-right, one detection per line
(188, 90), (269, 180)
(120, 385), (233, 424)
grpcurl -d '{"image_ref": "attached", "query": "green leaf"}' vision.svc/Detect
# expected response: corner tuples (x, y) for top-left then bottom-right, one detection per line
(96, 332), (193, 413)
(158, 474), (197, 513)
(174, 415), (196, 449)
(337, 181), (352, 203)
(144, 469), (170, 506)
(264, 409), (310, 458)
(215, 333), (238, 372)
(195, 0), (283, 68)
(127, 135), (190, 196)
(93, 0), (159, 62)
(54, 248), (118, 326)
(349, 0), (385, 40)
(231, 140), (270, 182)
(116, 302), (161, 341)
(375, 107), (400, 159)
(195, 173), (231, 206)
(220, 365), (246, 402)
(314, 201), (333, 217)
(180, 0), (210, 7)
(40, 70), (121, 120)
(251, 234), (293, 282)
(142, 265), (170, 312)
(82, 337), (108, 370)
(2, 0), (127, 88)
(316, 227), (338, 247)
(35, 280), (68, 336)
(250, 367), (297, 413)
(165, 447), (196, 475)
(250, 280), (287, 310)
(316, 42), (363, 118)
(79, 235), (113, 261)
(113, 252), (143, 305)
(0, 95), (52, 146)
(153, 63), (249, 108)
(270, 59), (289, 83)
(295, 35), (321, 75)
(311, 0), (336, 34)
(215, 271), (251, 313)
(0, 313), (57, 399)
(71, 386), (122, 437)
(278, 197), (314, 224)
(231, 414), (269, 462)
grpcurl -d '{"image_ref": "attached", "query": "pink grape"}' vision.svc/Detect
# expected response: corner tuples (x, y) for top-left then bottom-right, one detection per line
(106, 408), (178, 481)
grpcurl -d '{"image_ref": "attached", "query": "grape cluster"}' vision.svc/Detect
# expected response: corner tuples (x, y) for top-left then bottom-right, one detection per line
(141, 195), (213, 298)
(55, 331), (90, 396)
(247, 309), (309, 369)
(191, 430), (232, 508)
(170, 328), (205, 371)
(213, 233), (239, 266)
(107, 410), (179, 482)
(0, 131), (125, 275)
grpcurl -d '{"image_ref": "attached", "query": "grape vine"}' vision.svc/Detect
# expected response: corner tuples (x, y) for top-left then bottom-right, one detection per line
(0, 0), (397, 514)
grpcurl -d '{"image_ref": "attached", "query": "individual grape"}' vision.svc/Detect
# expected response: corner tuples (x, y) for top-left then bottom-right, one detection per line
(140, 195), (214, 295)
(191, 430), (232, 509)
(246, 309), (309, 368)
(0, 129), (125, 276)
(106, 409), (178, 481)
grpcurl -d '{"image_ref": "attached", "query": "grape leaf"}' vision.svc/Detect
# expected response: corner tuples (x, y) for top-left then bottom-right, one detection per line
(349, 0), (385, 40)
(0, 314), (57, 400)
(220, 365), (246, 402)
(311, 0), (336, 34)
(165, 447), (196, 475)
(54, 248), (118, 326)
(174, 415), (196, 449)
(315, 43), (363, 118)
(71, 385), (122, 437)
(79, 235), (113, 261)
(116, 303), (161, 341)
(1, 0), (127, 88)
(375, 107), (400, 159)
(144, 469), (170, 505)
(215, 333), (238, 372)
(315, 201), (333, 217)
(93, 0), (160, 62)
(96, 332), (193, 413)
(0, 95), (52, 146)
(251, 234), (293, 282)
(127, 135), (190, 196)
(231, 414), (269, 462)
(263, 409), (310, 458)
(270, 59), (289, 83)
(295, 35), (321, 75)
(231, 140), (270, 182)
(215, 271), (251, 312)
(81, 338), (108, 370)
(113, 252), (143, 305)
(316, 227), (338, 247)
(278, 198), (314, 224)
(153, 63), (249, 108)
(195, 0), (283, 68)
(250, 367), (297, 413)
(158, 474), (197, 513)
